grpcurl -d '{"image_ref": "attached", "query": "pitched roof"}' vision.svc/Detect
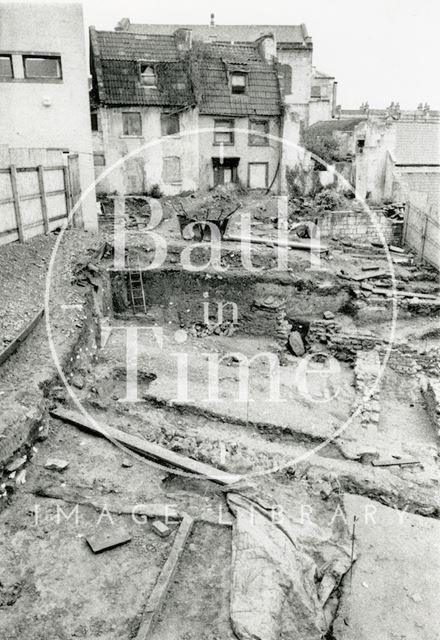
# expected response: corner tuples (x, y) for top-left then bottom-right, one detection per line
(90, 29), (194, 106)
(90, 29), (282, 116)
(313, 68), (335, 80)
(194, 42), (281, 117)
(306, 118), (365, 135)
(394, 121), (440, 165)
(118, 22), (308, 46)
(96, 30), (179, 61)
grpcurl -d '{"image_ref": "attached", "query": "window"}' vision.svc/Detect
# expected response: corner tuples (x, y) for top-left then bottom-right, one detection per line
(356, 138), (365, 153)
(140, 64), (156, 87)
(91, 111), (98, 132)
(231, 72), (246, 94)
(249, 119), (269, 146)
(214, 119), (234, 145)
(163, 156), (182, 183)
(311, 85), (321, 99)
(248, 162), (268, 189)
(23, 55), (61, 79)
(122, 112), (142, 137)
(161, 112), (180, 136)
(0, 55), (13, 79)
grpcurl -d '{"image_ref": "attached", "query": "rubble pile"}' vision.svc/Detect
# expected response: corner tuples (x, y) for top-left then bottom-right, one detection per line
(187, 321), (237, 338)
(422, 378), (440, 438)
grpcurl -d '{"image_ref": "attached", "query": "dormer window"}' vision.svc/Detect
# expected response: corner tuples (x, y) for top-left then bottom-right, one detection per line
(231, 72), (246, 94)
(140, 64), (156, 87)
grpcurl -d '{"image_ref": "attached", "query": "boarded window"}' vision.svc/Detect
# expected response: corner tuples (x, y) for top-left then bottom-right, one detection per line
(93, 152), (105, 166)
(249, 119), (269, 146)
(311, 85), (321, 98)
(0, 55), (13, 78)
(163, 156), (182, 183)
(214, 119), (234, 145)
(161, 112), (180, 136)
(122, 112), (142, 136)
(248, 163), (268, 189)
(23, 55), (61, 79)
(140, 64), (156, 87)
(231, 72), (246, 94)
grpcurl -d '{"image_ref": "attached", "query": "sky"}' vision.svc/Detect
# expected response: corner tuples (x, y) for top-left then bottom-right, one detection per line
(20, 0), (440, 109)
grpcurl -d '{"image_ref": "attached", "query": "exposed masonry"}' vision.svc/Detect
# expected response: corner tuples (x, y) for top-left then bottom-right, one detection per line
(354, 350), (381, 432)
(307, 319), (440, 376)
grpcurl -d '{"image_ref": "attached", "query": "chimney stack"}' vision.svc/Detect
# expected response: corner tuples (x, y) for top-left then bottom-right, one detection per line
(174, 28), (193, 52)
(210, 13), (215, 26)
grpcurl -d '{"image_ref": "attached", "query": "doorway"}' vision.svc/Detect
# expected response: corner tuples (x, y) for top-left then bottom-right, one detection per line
(212, 157), (239, 187)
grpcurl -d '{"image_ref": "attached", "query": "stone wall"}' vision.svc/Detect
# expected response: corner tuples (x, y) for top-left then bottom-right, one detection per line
(354, 350), (381, 432)
(317, 210), (403, 245)
(307, 319), (440, 376)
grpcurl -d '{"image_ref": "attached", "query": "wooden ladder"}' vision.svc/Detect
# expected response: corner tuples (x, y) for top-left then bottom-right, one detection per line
(128, 257), (147, 314)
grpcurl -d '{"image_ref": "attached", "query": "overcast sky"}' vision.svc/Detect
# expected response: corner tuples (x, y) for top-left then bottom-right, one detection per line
(23, 0), (440, 109)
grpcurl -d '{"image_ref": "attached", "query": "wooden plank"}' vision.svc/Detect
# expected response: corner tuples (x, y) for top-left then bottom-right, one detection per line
(50, 408), (241, 485)
(372, 457), (419, 467)
(350, 270), (389, 281)
(37, 165), (49, 234)
(361, 264), (382, 271)
(44, 164), (67, 172)
(224, 233), (328, 252)
(135, 514), (193, 639)
(34, 484), (181, 520)
(0, 308), (44, 367)
(9, 165), (24, 243)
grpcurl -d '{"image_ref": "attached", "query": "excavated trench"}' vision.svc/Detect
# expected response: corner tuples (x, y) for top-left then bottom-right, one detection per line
(1, 259), (439, 640)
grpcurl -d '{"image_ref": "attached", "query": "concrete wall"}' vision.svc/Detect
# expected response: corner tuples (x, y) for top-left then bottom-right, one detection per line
(0, 2), (97, 229)
(93, 106), (199, 195)
(197, 115), (282, 191)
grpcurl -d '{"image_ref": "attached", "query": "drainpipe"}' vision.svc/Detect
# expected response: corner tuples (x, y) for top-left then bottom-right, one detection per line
(332, 81), (338, 118)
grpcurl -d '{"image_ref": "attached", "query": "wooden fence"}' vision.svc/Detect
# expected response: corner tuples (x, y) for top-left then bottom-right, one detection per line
(403, 202), (440, 270)
(0, 163), (70, 245)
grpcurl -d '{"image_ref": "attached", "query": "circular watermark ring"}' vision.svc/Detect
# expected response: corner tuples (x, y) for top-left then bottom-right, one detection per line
(45, 126), (398, 482)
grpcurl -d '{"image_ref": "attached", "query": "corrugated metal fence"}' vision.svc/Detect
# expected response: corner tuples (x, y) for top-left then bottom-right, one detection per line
(403, 202), (440, 270)
(0, 163), (70, 245)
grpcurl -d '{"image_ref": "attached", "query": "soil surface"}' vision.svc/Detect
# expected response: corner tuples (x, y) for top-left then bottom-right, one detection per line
(0, 199), (439, 640)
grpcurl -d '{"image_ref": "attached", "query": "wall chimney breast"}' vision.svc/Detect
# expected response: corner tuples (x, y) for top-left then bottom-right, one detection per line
(256, 33), (276, 64)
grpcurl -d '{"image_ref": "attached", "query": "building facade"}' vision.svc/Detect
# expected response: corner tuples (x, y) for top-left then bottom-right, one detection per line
(0, 2), (97, 230)
(114, 17), (335, 127)
(90, 28), (296, 196)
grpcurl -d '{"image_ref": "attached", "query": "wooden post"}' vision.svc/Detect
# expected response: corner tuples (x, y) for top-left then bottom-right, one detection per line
(10, 165), (24, 243)
(421, 215), (429, 263)
(37, 165), (49, 234)
(62, 165), (71, 222)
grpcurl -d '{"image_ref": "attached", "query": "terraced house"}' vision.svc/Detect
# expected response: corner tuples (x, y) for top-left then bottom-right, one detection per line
(90, 20), (335, 196)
